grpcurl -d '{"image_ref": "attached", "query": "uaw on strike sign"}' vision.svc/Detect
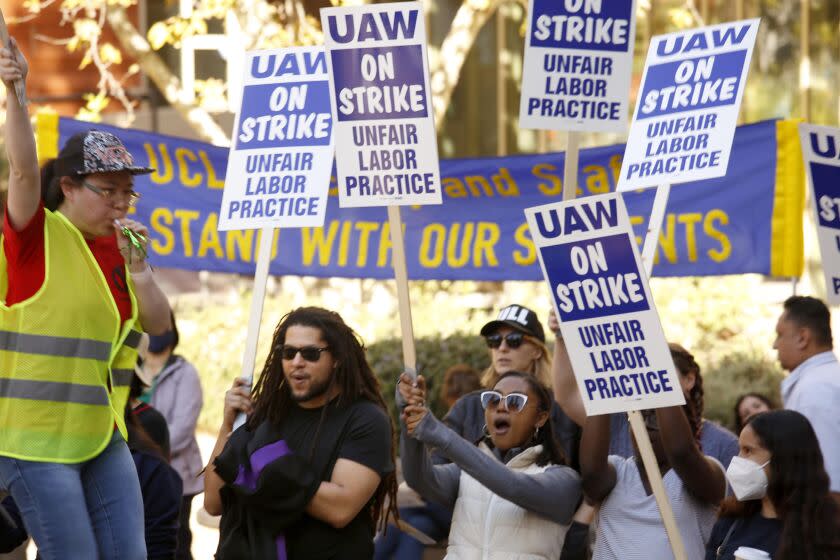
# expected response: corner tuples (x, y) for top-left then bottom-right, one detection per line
(525, 193), (685, 415)
(801, 123), (840, 306)
(321, 2), (441, 208)
(618, 19), (759, 191)
(520, 0), (637, 132)
(219, 47), (335, 231)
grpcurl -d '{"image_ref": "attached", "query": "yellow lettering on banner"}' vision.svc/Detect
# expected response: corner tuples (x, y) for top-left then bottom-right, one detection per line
(378, 223), (398, 267)
(443, 177), (467, 198)
(302, 222), (339, 266)
(355, 222), (380, 267)
(198, 213), (224, 258)
(474, 222), (500, 266)
(447, 223), (472, 268)
(226, 229), (255, 262)
(419, 224), (445, 267)
(583, 165), (610, 194)
(150, 208), (175, 255)
(513, 222), (535, 265)
(657, 214), (678, 265)
(704, 209), (732, 262)
(493, 168), (519, 197)
(199, 150), (225, 189)
(174, 209), (200, 257)
(533, 164), (562, 196)
(609, 154), (622, 184)
(176, 148), (201, 187)
(679, 213), (703, 263)
(145, 143), (174, 185)
(630, 215), (644, 246)
(465, 176), (494, 198)
(338, 221), (352, 266)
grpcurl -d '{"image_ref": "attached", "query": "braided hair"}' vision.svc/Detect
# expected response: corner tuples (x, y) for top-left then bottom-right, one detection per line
(247, 307), (398, 531)
(668, 343), (704, 446)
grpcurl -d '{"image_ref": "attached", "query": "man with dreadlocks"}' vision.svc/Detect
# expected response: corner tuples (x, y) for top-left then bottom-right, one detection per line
(203, 307), (398, 559)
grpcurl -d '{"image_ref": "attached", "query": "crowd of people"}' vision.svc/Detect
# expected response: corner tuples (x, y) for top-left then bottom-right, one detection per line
(2, 28), (840, 560)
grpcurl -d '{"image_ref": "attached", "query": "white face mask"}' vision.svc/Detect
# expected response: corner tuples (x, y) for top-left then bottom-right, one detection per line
(726, 455), (770, 501)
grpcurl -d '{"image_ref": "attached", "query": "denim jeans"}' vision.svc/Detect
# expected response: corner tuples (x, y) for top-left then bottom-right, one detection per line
(0, 432), (146, 560)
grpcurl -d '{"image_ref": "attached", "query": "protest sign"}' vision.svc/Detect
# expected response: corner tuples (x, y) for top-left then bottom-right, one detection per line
(526, 193), (685, 415)
(618, 19), (759, 191)
(219, 47), (335, 231)
(800, 123), (840, 305)
(519, 0), (637, 132)
(321, 1), (441, 208)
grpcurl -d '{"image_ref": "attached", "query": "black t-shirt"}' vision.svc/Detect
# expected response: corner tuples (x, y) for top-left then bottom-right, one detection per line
(705, 513), (783, 560)
(280, 398), (394, 559)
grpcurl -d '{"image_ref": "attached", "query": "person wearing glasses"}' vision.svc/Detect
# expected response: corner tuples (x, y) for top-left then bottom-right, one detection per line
(203, 307), (397, 559)
(0, 40), (171, 559)
(442, 305), (581, 470)
(399, 370), (581, 559)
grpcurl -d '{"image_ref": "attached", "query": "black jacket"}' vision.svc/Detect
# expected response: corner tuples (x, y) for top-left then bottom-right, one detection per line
(214, 421), (320, 560)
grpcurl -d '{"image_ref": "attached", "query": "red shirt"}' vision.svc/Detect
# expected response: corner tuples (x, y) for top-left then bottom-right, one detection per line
(3, 203), (132, 323)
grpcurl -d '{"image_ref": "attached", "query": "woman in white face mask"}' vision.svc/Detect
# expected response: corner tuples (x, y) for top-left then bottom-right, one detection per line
(705, 410), (840, 560)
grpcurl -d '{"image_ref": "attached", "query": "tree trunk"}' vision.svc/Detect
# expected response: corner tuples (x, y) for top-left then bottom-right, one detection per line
(430, 0), (504, 129)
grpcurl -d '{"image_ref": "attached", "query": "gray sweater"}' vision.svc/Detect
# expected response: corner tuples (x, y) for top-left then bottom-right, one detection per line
(401, 412), (581, 525)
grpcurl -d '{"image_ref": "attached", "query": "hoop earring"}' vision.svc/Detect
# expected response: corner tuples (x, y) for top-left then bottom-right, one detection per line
(482, 423), (490, 437)
(534, 426), (541, 440)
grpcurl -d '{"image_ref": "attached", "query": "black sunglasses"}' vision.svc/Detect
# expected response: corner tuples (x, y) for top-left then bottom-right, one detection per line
(485, 332), (525, 349)
(279, 345), (329, 362)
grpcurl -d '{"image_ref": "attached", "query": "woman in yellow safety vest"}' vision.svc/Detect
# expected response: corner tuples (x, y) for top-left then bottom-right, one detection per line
(0, 38), (171, 559)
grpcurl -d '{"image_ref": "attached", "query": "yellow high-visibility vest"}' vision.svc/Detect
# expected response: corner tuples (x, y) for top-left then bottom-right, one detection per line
(0, 210), (142, 463)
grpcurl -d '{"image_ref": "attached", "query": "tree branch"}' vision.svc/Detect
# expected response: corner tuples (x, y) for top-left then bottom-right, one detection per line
(105, 5), (231, 146)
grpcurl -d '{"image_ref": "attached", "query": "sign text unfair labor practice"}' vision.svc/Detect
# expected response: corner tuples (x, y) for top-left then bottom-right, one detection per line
(618, 19), (759, 191)
(526, 193), (684, 415)
(321, 2), (441, 208)
(520, 0), (637, 132)
(220, 47), (335, 230)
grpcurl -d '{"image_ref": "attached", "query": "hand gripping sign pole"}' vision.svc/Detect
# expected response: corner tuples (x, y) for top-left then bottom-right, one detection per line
(0, 9), (27, 107)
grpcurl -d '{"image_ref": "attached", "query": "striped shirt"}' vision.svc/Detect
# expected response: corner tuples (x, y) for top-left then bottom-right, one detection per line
(593, 455), (723, 560)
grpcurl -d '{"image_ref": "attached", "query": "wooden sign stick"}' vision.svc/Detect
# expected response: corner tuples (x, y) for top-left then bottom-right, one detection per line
(0, 8), (27, 107)
(387, 205), (417, 375)
(630, 182), (688, 560)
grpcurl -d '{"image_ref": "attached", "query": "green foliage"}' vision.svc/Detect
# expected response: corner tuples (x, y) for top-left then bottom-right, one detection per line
(702, 350), (784, 432)
(366, 333), (490, 426)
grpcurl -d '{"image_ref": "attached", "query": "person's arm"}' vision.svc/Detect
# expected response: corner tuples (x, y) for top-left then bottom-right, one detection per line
(204, 377), (252, 516)
(400, 407), (461, 510)
(656, 406), (725, 505)
(415, 411), (581, 524)
(122, 218), (170, 335)
(0, 40), (40, 231)
(549, 309), (586, 427)
(580, 414), (617, 502)
(166, 360), (203, 455)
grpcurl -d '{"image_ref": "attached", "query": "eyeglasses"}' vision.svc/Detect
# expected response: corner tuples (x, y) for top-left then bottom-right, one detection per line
(480, 390), (530, 413)
(82, 180), (141, 207)
(484, 332), (525, 349)
(279, 345), (329, 362)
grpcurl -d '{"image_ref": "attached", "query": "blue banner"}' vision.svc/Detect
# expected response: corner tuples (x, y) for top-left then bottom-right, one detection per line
(35, 115), (803, 281)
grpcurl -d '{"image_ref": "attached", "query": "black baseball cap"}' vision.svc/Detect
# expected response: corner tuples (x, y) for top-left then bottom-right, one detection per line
(54, 129), (154, 177)
(480, 304), (545, 343)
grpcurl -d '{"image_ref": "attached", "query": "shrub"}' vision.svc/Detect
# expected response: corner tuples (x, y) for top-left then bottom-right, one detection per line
(701, 350), (784, 432)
